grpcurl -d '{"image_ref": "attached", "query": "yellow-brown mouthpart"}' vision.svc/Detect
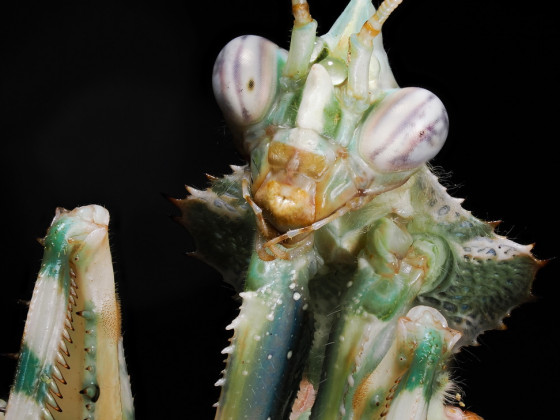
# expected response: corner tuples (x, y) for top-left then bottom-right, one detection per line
(254, 179), (315, 231)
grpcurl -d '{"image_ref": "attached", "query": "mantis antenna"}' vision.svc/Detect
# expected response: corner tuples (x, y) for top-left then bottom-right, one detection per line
(291, 0), (313, 26)
(348, 0), (404, 99)
(358, 0), (404, 44)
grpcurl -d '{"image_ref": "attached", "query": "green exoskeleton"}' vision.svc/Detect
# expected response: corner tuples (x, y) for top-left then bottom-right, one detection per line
(0, 0), (540, 419)
(175, 0), (540, 419)
(1, 206), (134, 420)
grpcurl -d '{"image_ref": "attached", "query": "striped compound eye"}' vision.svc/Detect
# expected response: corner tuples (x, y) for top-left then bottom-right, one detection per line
(213, 35), (282, 127)
(358, 87), (449, 172)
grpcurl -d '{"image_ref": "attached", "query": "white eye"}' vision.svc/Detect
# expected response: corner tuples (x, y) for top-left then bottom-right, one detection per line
(358, 87), (449, 172)
(213, 35), (282, 127)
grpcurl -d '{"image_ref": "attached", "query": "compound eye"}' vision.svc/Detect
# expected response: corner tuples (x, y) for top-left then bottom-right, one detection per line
(213, 35), (281, 127)
(358, 87), (449, 172)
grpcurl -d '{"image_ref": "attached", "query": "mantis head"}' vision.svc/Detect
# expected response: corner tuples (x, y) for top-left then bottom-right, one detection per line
(212, 0), (448, 242)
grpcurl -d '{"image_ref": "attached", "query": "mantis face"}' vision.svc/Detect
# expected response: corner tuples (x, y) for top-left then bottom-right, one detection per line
(213, 0), (448, 236)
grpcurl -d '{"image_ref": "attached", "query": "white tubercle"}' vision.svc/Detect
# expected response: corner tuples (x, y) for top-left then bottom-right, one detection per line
(297, 63), (335, 132)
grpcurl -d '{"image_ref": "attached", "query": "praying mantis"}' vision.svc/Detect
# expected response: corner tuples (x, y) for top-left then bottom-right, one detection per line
(1, 0), (556, 420)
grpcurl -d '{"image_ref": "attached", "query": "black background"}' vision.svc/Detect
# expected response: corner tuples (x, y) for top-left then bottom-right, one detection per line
(1, 0), (557, 418)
